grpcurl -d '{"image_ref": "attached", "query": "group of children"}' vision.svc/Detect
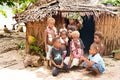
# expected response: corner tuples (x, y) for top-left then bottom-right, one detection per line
(44, 17), (105, 77)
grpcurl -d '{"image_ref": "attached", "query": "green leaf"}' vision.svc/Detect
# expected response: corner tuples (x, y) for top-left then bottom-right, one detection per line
(0, 9), (7, 18)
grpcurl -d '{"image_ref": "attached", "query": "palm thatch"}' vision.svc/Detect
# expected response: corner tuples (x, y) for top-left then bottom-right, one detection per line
(15, 0), (120, 23)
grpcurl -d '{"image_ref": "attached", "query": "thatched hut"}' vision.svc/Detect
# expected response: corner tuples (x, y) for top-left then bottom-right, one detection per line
(15, 0), (120, 55)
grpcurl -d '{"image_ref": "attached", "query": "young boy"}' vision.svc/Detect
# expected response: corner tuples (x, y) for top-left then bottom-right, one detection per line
(93, 31), (105, 56)
(44, 17), (58, 69)
(59, 30), (68, 59)
(50, 37), (68, 76)
(80, 43), (105, 77)
(64, 31), (84, 68)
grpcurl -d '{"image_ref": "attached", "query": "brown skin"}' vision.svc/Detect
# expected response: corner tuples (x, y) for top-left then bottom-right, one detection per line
(94, 35), (105, 56)
(44, 21), (56, 52)
(44, 21), (56, 69)
(60, 31), (68, 51)
(69, 19), (75, 25)
(50, 39), (64, 69)
(80, 46), (101, 76)
(67, 30), (72, 38)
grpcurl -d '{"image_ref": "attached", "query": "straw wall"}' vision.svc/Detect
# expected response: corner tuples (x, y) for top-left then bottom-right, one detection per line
(95, 14), (120, 55)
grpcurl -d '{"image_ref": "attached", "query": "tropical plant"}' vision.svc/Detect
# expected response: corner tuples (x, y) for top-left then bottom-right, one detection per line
(102, 0), (120, 6)
(15, 42), (25, 50)
(0, 8), (7, 18)
(0, 0), (37, 17)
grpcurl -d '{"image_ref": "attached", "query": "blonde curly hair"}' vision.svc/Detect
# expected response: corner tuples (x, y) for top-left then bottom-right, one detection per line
(71, 31), (80, 38)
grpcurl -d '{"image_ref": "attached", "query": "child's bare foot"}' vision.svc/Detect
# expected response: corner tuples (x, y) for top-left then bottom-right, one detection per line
(47, 66), (51, 70)
(94, 74), (101, 78)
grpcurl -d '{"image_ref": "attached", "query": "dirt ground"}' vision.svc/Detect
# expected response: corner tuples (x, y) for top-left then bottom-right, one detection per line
(0, 32), (120, 80)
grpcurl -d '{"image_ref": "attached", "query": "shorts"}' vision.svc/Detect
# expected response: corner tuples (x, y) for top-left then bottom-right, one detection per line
(46, 45), (53, 60)
(92, 63), (105, 73)
(64, 57), (79, 68)
(81, 62), (105, 73)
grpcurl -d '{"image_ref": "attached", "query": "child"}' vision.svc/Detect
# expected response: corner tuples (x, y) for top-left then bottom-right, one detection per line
(93, 31), (105, 56)
(44, 17), (58, 69)
(50, 37), (68, 76)
(80, 43), (105, 77)
(64, 31), (84, 68)
(59, 23), (67, 33)
(59, 30), (68, 59)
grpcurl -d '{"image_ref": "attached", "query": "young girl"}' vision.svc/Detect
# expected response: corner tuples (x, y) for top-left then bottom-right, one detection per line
(80, 43), (105, 77)
(64, 31), (84, 68)
(93, 31), (105, 56)
(44, 17), (58, 69)
(59, 30), (68, 59)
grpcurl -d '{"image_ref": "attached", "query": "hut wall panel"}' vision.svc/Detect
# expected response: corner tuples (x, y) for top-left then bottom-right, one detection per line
(95, 14), (120, 55)
(26, 19), (47, 54)
(25, 14), (64, 54)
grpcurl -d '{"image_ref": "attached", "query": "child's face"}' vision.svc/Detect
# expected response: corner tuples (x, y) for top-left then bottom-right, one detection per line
(54, 39), (61, 48)
(69, 19), (75, 24)
(61, 31), (67, 39)
(48, 21), (55, 28)
(89, 47), (97, 55)
(67, 30), (72, 38)
(94, 35), (101, 43)
(73, 36), (79, 42)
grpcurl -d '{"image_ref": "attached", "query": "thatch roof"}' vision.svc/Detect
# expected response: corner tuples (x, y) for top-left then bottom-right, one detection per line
(15, 0), (120, 23)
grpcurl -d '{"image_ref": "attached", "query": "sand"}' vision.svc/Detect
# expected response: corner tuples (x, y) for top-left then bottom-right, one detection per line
(0, 32), (120, 80)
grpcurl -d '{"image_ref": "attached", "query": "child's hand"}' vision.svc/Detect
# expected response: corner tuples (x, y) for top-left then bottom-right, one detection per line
(56, 65), (63, 68)
(80, 56), (85, 60)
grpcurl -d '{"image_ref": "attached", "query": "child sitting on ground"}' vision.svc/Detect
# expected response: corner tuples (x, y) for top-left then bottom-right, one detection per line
(59, 30), (68, 59)
(64, 31), (84, 68)
(44, 17), (58, 69)
(50, 37), (68, 76)
(80, 43), (105, 77)
(93, 31), (105, 56)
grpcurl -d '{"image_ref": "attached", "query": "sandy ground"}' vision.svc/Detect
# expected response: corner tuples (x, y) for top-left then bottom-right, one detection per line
(0, 32), (120, 80)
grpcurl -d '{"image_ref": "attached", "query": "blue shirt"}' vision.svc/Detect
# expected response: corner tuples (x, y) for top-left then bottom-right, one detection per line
(88, 53), (105, 69)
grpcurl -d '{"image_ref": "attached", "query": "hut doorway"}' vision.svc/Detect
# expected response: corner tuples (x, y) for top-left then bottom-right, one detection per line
(79, 15), (95, 53)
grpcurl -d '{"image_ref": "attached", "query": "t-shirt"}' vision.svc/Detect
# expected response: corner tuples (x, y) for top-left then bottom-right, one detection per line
(88, 53), (105, 69)
(50, 47), (63, 65)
